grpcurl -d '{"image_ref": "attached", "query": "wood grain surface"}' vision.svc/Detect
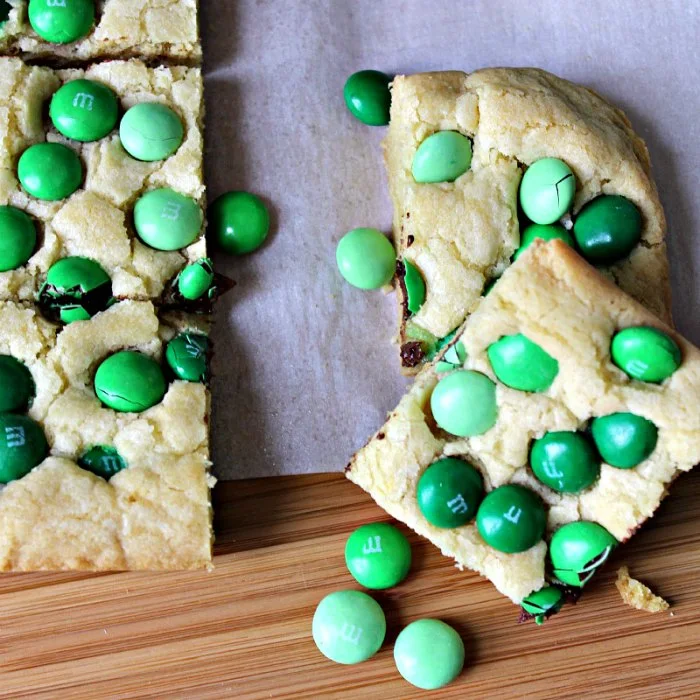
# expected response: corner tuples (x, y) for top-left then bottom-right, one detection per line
(0, 470), (699, 699)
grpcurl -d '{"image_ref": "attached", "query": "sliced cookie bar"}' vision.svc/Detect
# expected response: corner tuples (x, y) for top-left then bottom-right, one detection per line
(347, 240), (699, 605)
(386, 69), (670, 372)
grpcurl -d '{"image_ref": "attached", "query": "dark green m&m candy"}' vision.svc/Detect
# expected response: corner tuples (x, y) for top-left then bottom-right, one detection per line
(573, 195), (642, 264)
(513, 223), (574, 261)
(0, 414), (48, 483)
(487, 334), (559, 392)
(134, 188), (202, 251)
(521, 586), (564, 625)
(0, 356), (34, 413)
(165, 333), (209, 382)
(402, 258), (425, 314)
(343, 70), (391, 126)
(412, 131), (472, 184)
(550, 521), (617, 587)
(18, 142), (82, 201)
(476, 484), (546, 553)
(591, 413), (658, 469)
(430, 370), (497, 437)
(519, 158), (575, 225)
(0, 206), (37, 272)
(209, 191), (270, 256)
(50, 79), (119, 142)
(120, 103), (184, 162)
(39, 256), (113, 323)
(611, 326), (681, 383)
(344, 522), (411, 589)
(530, 431), (600, 493)
(28, 0), (95, 44)
(417, 457), (484, 528)
(79, 445), (127, 480)
(94, 351), (166, 413)
(177, 258), (215, 300)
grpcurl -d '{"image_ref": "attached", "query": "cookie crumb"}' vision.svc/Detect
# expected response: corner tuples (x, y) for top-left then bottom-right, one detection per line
(615, 566), (670, 613)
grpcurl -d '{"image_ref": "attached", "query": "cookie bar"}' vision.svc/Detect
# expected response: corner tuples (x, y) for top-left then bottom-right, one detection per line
(1, 0), (200, 64)
(386, 69), (671, 372)
(346, 240), (700, 605)
(0, 299), (213, 570)
(0, 57), (206, 305)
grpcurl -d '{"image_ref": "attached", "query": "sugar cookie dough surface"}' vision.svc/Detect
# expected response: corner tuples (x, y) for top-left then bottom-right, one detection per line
(386, 69), (670, 372)
(347, 241), (700, 603)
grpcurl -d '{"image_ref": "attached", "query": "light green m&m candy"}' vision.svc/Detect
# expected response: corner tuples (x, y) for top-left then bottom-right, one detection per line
(513, 223), (575, 261)
(487, 333), (559, 393)
(417, 457), (484, 528)
(519, 158), (575, 225)
(312, 590), (386, 665)
(0, 206), (36, 272)
(550, 521), (617, 587)
(343, 70), (391, 126)
(120, 103), (184, 162)
(18, 142), (82, 201)
(0, 356), (34, 413)
(28, 0), (94, 44)
(79, 445), (127, 480)
(345, 522), (411, 589)
(412, 131), (472, 183)
(430, 370), (497, 437)
(94, 351), (166, 413)
(476, 484), (546, 553)
(611, 326), (681, 383)
(165, 333), (209, 383)
(530, 431), (600, 493)
(394, 619), (464, 690)
(50, 79), (118, 142)
(336, 227), (395, 290)
(0, 414), (48, 483)
(209, 191), (270, 256)
(177, 258), (215, 300)
(591, 413), (658, 469)
(134, 188), (202, 251)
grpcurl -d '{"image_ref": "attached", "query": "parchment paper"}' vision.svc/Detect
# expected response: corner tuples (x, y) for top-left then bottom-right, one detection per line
(201, 0), (700, 479)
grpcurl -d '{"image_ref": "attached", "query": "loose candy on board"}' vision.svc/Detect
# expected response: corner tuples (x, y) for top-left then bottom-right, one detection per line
(343, 70), (392, 126)
(336, 227), (395, 290)
(344, 522), (411, 589)
(550, 521), (617, 587)
(209, 191), (270, 256)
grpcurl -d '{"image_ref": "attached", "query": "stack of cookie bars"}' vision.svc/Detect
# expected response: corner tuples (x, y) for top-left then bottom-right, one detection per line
(0, 1), (213, 570)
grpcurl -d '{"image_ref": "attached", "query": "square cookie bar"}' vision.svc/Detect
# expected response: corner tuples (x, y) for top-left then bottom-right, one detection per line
(0, 57), (207, 308)
(1, 0), (200, 64)
(0, 299), (213, 570)
(386, 69), (671, 372)
(347, 240), (700, 605)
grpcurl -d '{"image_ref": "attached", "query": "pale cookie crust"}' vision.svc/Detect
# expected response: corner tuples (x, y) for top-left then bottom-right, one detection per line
(1, 0), (200, 64)
(0, 300), (213, 570)
(0, 57), (205, 302)
(347, 241), (699, 603)
(387, 69), (671, 372)
(616, 566), (670, 613)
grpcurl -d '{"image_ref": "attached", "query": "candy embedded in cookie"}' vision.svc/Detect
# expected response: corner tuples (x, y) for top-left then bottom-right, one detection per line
(165, 332), (209, 383)
(0, 414), (49, 483)
(18, 142), (83, 201)
(28, 0), (95, 44)
(176, 258), (216, 301)
(120, 103), (184, 162)
(0, 356), (34, 413)
(0, 206), (37, 272)
(134, 189), (203, 252)
(530, 431), (600, 494)
(50, 79), (119, 142)
(78, 445), (127, 480)
(412, 131), (473, 184)
(520, 586), (565, 625)
(550, 521), (618, 587)
(611, 326), (681, 383)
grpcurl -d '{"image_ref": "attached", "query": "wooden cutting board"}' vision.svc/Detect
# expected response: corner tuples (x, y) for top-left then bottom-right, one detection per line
(0, 470), (698, 699)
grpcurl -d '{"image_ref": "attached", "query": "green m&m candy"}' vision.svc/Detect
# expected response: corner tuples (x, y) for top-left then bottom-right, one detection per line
(394, 619), (464, 690)
(476, 484), (546, 553)
(430, 370), (497, 437)
(28, 0), (94, 44)
(412, 131), (473, 183)
(336, 227), (395, 290)
(165, 333), (209, 383)
(550, 521), (617, 587)
(487, 334), (559, 393)
(0, 356), (34, 413)
(417, 457), (484, 528)
(18, 142), (82, 201)
(591, 413), (658, 469)
(50, 79), (118, 142)
(39, 256), (113, 323)
(79, 445), (127, 480)
(435, 339), (466, 374)
(209, 191), (270, 256)
(94, 351), (166, 413)
(530, 431), (600, 493)
(0, 206), (37, 272)
(573, 195), (642, 264)
(513, 223), (575, 261)
(0, 414), (48, 483)
(402, 258), (425, 314)
(519, 158), (575, 225)
(119, 103), (184, 162)
(343, 70), (391, 126)
(521, 586), (564, 625)
(134, 188), (202, 251)
(345, 522), (411, 589)
(611, 326), (681, 383)
(177, 258), (215, 300)
(312, 590), (386, 665)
